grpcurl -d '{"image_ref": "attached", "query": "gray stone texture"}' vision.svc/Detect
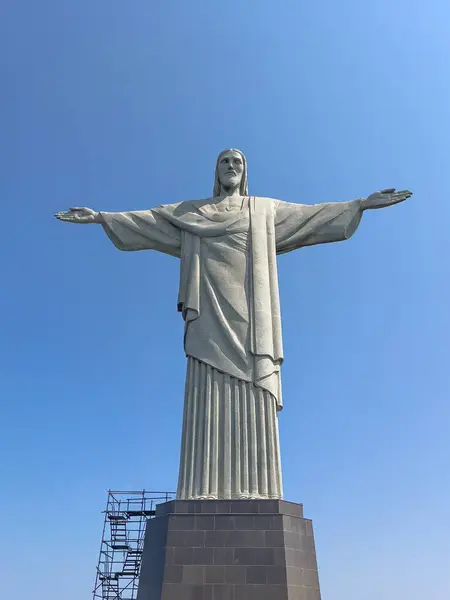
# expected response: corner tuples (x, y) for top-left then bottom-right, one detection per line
(137, 499), (321, 600)
(56, 148), (412, 504)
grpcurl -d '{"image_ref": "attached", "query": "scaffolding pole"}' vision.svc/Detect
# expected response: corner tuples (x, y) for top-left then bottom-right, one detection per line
(93, 490), (175, 600)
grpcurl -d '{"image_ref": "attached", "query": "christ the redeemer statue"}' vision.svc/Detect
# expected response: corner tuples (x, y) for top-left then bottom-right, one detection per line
(56, 149), (412, 501)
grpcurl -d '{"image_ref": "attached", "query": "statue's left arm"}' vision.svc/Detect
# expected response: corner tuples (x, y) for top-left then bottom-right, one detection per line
(55, 205), (182, 258)
(274, 189), (412, 254)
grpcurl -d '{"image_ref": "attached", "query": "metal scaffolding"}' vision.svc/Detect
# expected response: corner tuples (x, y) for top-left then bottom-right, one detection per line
(93, 490), (175, 600)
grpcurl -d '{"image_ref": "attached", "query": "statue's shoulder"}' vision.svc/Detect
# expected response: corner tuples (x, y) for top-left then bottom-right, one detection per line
(253, 197), (283, 213)
(187, 197), (215, 210)
(253, 196), (282, 203)
(156, 198), (212, 217)
(181, 197), (213, 209)
(259, 198), (307, 210)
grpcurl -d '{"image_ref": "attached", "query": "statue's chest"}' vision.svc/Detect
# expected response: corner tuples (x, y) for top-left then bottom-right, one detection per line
(203, 226), (250, 256)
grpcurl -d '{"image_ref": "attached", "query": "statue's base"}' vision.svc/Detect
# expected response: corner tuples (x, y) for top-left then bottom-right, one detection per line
(136, 499), (321, 600)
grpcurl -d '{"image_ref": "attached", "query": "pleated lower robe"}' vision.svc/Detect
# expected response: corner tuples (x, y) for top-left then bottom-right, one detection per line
(177, 357), (283, 500)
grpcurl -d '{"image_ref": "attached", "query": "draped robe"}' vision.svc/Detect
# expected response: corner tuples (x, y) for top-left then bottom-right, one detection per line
(100, 196), (363, 499)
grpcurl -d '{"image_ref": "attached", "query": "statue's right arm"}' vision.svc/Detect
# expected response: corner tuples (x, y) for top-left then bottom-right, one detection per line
(55, 206), (182, 257)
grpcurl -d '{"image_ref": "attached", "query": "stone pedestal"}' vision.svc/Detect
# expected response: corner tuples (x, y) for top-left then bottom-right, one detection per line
(137, 499), (321, 600)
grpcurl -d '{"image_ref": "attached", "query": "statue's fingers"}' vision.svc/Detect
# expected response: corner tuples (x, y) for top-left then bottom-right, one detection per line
(397, 190), (413, 198)
(393, 191), (411, 200)
(389, 194), (409, 205)
(69, 207), (84, 212)
(381, 188), (396, 194)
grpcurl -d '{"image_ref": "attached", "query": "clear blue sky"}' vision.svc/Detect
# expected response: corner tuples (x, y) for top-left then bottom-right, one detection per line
(1, 1), (449, 598)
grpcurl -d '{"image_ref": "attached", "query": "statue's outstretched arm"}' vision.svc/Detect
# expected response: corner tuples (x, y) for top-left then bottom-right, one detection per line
(275, 188), (412, 254)
(55, 206), (181, 257)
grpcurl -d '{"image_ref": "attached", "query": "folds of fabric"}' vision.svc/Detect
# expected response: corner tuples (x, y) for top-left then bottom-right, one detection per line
(177, 357), (283, 500)
(100, 209), (181, 256)
(274, 198), (363, 254)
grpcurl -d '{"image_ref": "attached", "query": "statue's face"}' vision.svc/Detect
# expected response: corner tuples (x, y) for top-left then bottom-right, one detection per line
(218, 150), (244, 191)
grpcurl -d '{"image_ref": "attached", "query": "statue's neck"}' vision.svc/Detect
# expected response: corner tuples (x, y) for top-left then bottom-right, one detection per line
(219, 184), (241, 199)
(217, 184), (243, 208)
(214, 193), (246, 212)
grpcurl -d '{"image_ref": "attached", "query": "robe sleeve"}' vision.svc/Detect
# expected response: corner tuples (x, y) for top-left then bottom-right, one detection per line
(274, 199), (363, 254)
(99, 209), (181, 258)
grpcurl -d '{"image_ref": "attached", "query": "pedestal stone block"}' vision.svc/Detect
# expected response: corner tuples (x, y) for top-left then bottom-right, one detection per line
(136, 500), (321, 600)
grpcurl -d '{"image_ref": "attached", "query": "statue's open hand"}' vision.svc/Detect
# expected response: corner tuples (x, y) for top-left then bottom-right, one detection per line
(55, 207), (101, 224)
(362, 189), (413, 210)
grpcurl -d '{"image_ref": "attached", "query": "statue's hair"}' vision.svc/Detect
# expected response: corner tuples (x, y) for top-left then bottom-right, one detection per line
(213, 149), (249, 197)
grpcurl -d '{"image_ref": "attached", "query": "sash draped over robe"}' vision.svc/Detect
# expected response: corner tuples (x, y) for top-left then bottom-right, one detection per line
(100, 197), (363, 499)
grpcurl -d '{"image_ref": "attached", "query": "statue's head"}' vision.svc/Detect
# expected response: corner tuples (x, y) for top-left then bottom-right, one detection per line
(213, 149), (249, 197)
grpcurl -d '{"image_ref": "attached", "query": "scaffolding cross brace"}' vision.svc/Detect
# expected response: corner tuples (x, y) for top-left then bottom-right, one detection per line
(93, 490), (175, 600)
